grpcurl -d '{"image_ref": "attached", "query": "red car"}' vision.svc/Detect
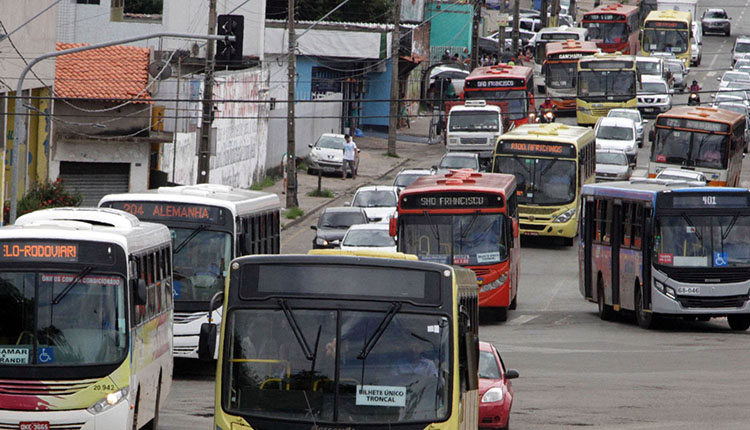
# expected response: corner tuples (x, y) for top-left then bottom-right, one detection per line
(479, 341), (519, 429)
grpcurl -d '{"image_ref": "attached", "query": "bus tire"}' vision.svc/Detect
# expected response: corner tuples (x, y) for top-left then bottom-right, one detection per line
(727, 315), (750, 331)
(495, 307), (508, 322)
(132, 388), (140, 430)
(509, 294), (517, 310)
(635, 286), (657, 329)
(597, 281), (614, 321)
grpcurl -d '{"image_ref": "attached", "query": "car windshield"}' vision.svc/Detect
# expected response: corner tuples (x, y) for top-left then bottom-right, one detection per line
(597, 152), (628, 165)
(394, 173), (429, 188)
(667, 62), (683, 73)
(547, 62), (578, 89)
(655, 214), (750, 267)
(722, 73), (749, 83)
(478, 350), (501, 379)
(736, 43), (750, 53)
(736, 60), (750, 69)
(578, 71), (636, 101)
(343, 230), (396, 247)
(706, 10), (727, 19)
(223, 308), (450, 424)
(597, 125), (633, 140)
(582, 21), (627, 43)
(439, 156), (477, 170)
(652, 128), (729, 169)
(465, 89), (527, 120)
(318, 212), (366, 229)
(637, 61), (661, 75)
(639, 82), (667, 94)
(715, 104), (746, 115)
(172, 228), (232, 302)
(315, 136), (345, 150)
(0, 271), (127, 366)
(449, 111), (499, 132)
(353, 191), (397, 207)
(609, 111), (640, 123)
(494, 156), (577, 205)
(400, 213), (508, 265)
(643, 29), (688, 54)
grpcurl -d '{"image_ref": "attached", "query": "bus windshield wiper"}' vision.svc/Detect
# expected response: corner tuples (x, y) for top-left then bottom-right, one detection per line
(681, 212), (703, 242)
(53, 266), (94, 305)
(278, 299), (317, 361)
(174, 224), (208, 254)
(461, 212), (480, 239)
(722, 213), (739, 242)
(423, 211), (441, 243)
(358, 302), (402, 360)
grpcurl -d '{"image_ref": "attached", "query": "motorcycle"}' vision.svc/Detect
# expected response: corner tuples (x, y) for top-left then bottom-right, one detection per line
(688, 91), (700, 106)
(541, 109), (556, 123)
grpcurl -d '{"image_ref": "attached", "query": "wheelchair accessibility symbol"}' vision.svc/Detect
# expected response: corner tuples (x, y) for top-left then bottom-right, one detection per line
(714, 252), (728, 267)
(38, 347), (54, 363)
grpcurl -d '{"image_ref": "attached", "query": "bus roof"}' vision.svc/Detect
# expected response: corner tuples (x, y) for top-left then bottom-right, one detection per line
(499, 123), (595, 144)
(7, 207), (171, 255)
(308, 249), (419, 260)
(581, 179), (744, 204)
(99, 183), (280, 216)
(466, 63), (533, 80)
(657, 106), (745, 125)
(401, 170), (516, 197)
(536, 26), (588, 39)
(545, 40), (599, 57)
(581, 52), (637, 62)
(644, 9), (691, 22)
(583, 3), (639, 17)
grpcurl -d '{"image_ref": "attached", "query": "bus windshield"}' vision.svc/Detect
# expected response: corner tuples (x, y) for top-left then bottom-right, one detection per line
(652, 128), (728, 169)
(172, 228), (232, 302)
(1, 271), (127, 366)
(224, 308), (450, 423)
(494, 157), (577, 205)
(400, 214), (508, 265)
(655, 214), (750, 267)
(547, 62), (578, 89)
(449, 111), (499, 132)
(465, 89), (526, 120)
(643, 29), (688, 54)
(583, 21), (627, 43)
(578, 71), (635, 101)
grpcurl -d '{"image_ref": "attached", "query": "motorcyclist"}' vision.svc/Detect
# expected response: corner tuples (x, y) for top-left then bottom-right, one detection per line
(689, 80), (701, 92)
(538, 98), (557, 123)
(689, 80), (701, 105)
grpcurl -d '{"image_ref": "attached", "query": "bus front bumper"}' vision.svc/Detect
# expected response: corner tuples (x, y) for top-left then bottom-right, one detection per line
(651, 273), (750, 315)
(173, 310), (221, 359)
(519, 210), (578, 239)
(0, 398), (131, 430)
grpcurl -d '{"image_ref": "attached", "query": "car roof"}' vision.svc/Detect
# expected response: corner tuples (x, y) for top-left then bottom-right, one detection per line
(396, 169), (433, 175)
(355, 185), (399, 193)
(430, 66), (469, 77)
(346, 223), (389, 232)
(641, 75), (667, 84)
(322, 206), (366, 214)
(736, 36), (750, 42)
(706, 8), (726, 13)
(479, 340), (494, 352)
(598, 116), (635, 127)
(442, 152), (478, 158)
(636, 56), (661, 63)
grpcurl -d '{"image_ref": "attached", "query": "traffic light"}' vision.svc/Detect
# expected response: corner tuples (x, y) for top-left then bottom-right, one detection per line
(216, 14), (244, 65)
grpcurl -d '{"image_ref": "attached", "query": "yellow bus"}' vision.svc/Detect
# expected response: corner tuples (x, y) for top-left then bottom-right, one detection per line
(576, 53), (639, 126)
(200, 253), (480, 429)
(492, 123), (596, 245)
(0, 208), (173, 430)
(641, 9), (692, 67)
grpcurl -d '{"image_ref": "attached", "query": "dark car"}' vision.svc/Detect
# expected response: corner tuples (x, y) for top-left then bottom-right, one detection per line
(701, 8), (730, 37)
(310, 207), (368, 249)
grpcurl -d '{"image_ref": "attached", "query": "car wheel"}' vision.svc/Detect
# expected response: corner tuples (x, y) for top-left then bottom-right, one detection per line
(727, 315), (750, 331)
(597, 281), (615, 321)
(635, 286), (658, 329)
(307, 167), (315, 175)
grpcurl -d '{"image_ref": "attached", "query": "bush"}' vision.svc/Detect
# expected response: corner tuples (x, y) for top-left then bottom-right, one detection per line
(250, 175), (278, 191)
(283, 206), (304, 220)
(307, 188), (334, 198)
(4, 179), (83, 224)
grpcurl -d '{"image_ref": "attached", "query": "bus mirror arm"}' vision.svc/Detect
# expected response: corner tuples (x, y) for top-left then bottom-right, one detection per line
(198, 322), (217, 361)
(208, 291), (225, 322)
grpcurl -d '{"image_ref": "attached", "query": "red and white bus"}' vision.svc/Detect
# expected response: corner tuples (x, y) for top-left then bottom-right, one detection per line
(392, 170), (520, 321)
(581, 3), (641, 55)
(458, 64), (535, 127)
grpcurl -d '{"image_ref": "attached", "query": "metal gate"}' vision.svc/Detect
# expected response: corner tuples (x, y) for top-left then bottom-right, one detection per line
(58, 162), (130, 206)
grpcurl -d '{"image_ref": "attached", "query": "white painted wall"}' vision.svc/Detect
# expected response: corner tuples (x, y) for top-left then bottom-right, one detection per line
(265, 26), (389, 59)
(161, 132), (198, 185)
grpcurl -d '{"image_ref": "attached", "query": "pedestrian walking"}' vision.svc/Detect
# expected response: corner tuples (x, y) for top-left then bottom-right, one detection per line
(342, 134), (359, 179)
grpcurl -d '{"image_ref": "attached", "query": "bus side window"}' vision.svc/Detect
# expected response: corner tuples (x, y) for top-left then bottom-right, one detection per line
(632, 204), (644, 249)
(273, 210), (281, 254)
(252, 215), (260, 254)
(622, 202), (632, 247)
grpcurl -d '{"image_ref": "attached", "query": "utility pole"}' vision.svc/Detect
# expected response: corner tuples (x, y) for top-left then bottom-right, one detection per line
(470, 0), (481, 69)
(570, 0), (577, 21)
(387, 0), (401, 158)
(197, 0), (217, 184)
(541, 0), (549, 28)
(550, 0), (560, 27)
(286, 0), (298, 207)
(512, 0), (520, 55)
(498, 1), (507, 57)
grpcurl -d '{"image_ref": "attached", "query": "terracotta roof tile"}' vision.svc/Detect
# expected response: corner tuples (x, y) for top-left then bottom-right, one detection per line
(55, 42), (152, 103)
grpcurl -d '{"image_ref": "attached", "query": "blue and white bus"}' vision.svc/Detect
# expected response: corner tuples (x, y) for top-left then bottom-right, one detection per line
(579, 179), (750, 330)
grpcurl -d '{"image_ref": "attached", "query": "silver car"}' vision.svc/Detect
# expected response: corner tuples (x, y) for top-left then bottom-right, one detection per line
(607, 108), (647, 148)
(596, 150), (631, 182)
(702, 8), (731, 37)
(665, 59), (687, 92)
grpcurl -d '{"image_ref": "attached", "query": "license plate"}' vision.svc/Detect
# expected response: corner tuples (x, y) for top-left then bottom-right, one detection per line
(20, 423), (50, 430)
(644, 108), (654, 112)
(322, 167), (336, 172)
(523, 231), (539, 236)
(677, 286), (700, 295)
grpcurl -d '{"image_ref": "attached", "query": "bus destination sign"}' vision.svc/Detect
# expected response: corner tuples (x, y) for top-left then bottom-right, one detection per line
(401, 192), (504, 210)
(648, 20), (688, 29)
(109, 201), (223, 224)
(657, 117), (730, 133)
(552, 52), (585, 60)
(498, 141), (577, 158)
(585, 13), (624, 21)
(466, 78), (526, 89)
(0, 242), (78, 262)
(669, 194), (749, 209)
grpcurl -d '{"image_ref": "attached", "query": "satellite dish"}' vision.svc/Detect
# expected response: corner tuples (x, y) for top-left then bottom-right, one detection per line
(148, 61), (173, 80)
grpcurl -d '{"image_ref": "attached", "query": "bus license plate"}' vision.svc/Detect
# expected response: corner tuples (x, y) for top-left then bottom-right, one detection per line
(20, 423), (49, 430)
(677, 286), (700, 295)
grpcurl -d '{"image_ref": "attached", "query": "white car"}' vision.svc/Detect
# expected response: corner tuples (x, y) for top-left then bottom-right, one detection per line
(596, 149), (632, 182)
(595, 116), (638, 166)
(733, 59), (750, 71)
(429, 66), (469, 95)
(637, 75), (672, 117)
(607, 108), (647, 147)
(717, 70), (750, 90)
(655, 168), (707, 185)
(691, 21), (702, 66)
(393, 168), (433, 193)
(340, 223), (397, 253)
(307, 133), (359, 176)
(350, 185), (399, 223)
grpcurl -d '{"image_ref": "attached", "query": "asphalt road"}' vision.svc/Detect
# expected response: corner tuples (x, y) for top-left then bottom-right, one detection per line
(162, 2), (750, 427)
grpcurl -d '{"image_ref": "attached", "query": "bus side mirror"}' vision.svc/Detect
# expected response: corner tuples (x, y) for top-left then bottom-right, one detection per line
(389, 217), (397, 237)
(198, 323), (217, 361)
(133, 279), (147, 305)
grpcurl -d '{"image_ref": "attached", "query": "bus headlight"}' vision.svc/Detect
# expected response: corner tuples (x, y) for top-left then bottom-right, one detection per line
(481, 387), (505, 403)
(654, 281), (676, 299)
(553, 208), (576, 223)
(480, 273), (508, 293)
(87, 387), (129, 414)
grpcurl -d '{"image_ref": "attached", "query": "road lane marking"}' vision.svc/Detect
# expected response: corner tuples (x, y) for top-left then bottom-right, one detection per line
(508, 314), (539, 326)
(706, 71), (716, 77)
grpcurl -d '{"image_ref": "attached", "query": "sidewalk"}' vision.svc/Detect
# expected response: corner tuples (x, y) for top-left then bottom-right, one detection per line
(267, 115), (445, 229)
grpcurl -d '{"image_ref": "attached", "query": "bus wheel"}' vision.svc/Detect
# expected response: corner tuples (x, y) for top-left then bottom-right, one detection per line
(635, 287), (657, 329)
(727, 315), (750, 331)
(495, 307), (508, 322)
(597, 283), (614, 321)
(509, 294), (517, 310)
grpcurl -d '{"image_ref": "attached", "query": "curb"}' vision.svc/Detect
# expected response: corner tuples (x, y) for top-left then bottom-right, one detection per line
(282, 157), (411, 230)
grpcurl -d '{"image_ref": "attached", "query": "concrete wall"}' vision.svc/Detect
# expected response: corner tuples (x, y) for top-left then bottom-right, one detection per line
(160, 132), (197, 185)
(53, 101), (152, 136)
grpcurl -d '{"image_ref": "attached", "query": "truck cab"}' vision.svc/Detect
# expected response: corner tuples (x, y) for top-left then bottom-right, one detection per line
(446, 100), (504, 170)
